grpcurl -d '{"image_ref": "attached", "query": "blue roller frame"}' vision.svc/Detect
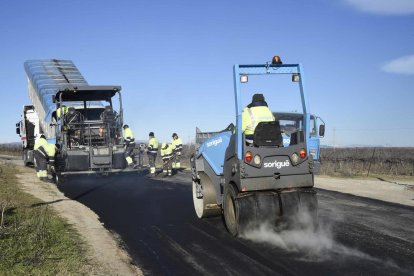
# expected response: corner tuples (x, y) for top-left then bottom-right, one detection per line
(233, 63), (311, 160)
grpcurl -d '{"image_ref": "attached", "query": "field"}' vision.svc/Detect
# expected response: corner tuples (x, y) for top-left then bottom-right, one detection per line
(2, 143), (413, 177)
(320, 147), (414, 177)
(0, 143), (20, 156)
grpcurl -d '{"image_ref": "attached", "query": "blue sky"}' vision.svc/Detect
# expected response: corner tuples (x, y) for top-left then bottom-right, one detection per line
(1, 0), (413, 146)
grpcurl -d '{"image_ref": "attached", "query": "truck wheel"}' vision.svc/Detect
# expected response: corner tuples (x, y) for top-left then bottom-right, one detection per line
(22, 151), (28, 166)
(192, 172), (221, 218)
(54, 173), (64, 185)
(223, 184), (239, 236)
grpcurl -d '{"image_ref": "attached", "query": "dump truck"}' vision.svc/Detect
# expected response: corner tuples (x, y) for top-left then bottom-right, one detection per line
(16, 105), (40, 165)
(192, 57), (323, 236)
(17, 59), (128, 183)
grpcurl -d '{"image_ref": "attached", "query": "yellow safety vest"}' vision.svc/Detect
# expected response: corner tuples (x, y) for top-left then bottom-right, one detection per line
(123, 128), (134, 139)
(161, 144), (175, 159)
(242, 106), (275, 135)
(171, 137), (183, 151)
(56, 106), (69, 118)
(43, 143), (56, 158)
(34, 137), (48, 150)
(123, 128), (135, 145)
(148, 137), (159, 153)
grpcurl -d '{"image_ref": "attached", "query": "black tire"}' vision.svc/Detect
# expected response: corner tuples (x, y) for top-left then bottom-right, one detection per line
(192, 172), (221, 218)
(33, 155), (37, 168)
(54, 173), (64, 185)
(223, 183), (239, 236)
(22, 150), (27, 166)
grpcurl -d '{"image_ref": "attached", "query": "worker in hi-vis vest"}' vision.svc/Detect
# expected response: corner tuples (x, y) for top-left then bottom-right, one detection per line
(147, 132), (158, 176)
(160, 143), (175, 176)
(34, 134), (48, 180)
(56, 104), (68, 119)
(44, 143), (57, 167)
(123, 124), (135, 168)
(242, 93), (275, 145)
(171, 133), (183, 170)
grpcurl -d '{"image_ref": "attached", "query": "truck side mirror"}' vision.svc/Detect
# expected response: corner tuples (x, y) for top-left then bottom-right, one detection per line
(16, 123), (20, 135)
(319, 124), (325, 137)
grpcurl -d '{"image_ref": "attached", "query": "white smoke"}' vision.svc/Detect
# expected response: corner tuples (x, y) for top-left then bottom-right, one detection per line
(241, 209), (377, 262)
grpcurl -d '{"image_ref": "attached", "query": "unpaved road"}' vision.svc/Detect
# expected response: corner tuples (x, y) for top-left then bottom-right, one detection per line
(55, 170), (414, 276)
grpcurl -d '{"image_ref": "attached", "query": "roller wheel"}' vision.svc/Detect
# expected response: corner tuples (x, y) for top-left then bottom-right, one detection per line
(223, 184), (239, 236)
(192, 172), (221, 219)
(299, 190), (318, 230)
(279, 189), (318, 230)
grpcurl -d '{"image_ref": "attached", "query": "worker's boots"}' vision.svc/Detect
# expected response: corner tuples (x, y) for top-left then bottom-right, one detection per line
(38, 170), (48, 182)
(148, 167), (156, 177)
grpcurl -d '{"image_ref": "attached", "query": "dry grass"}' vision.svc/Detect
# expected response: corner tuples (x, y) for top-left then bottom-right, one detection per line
(0, 143), (21, 156)
(319, 147), (414, 177)
(0, 162), (89, 275)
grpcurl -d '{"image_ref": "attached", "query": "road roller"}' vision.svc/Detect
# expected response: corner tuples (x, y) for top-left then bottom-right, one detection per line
(191, 56), (323, 236)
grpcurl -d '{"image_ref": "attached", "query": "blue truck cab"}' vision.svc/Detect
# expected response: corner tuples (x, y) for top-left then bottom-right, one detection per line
(276, 112), (325, 172)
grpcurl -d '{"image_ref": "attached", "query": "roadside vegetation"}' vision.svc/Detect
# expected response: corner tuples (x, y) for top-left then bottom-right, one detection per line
(178, 144), (414, 177)
(320, 147), (414, 177)
(0, 162), (89, 275)
(2, 143), (413, 177)
(0, 143), (20, 156)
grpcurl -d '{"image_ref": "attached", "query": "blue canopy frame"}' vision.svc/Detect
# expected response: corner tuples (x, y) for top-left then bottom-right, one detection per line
(233, 63), (311, 160)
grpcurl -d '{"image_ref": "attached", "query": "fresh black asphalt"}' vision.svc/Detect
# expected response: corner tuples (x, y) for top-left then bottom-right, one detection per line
(58, 171), (414, 275)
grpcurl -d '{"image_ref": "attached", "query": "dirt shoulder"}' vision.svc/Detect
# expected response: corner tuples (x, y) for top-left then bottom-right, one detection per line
(8, 161), (142, 275)
(315, 175), (414, 207)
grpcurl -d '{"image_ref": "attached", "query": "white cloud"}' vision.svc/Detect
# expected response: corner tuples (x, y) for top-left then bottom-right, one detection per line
(382, 55), (414, 75)
(345, 0), (414, 15)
